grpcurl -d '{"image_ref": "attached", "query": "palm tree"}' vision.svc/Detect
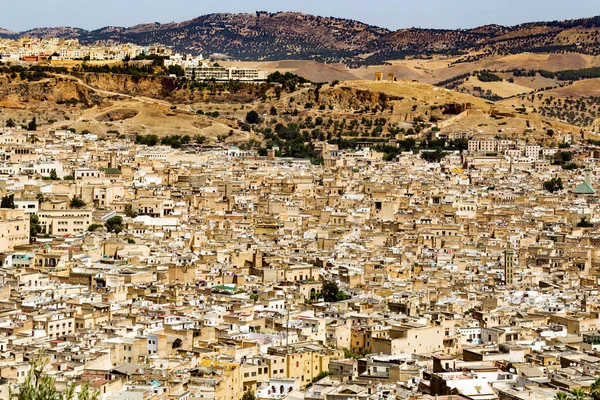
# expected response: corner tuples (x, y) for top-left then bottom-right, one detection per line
(591, 377), (600, 400)
(12, 353), (98, 400)
(555, 392), (568, 400)
(570, 388), (587, 400)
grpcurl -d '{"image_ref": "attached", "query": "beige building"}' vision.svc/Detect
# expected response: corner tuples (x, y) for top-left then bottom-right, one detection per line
(37, 201), (92, 236)
(0, 208), (30, 252)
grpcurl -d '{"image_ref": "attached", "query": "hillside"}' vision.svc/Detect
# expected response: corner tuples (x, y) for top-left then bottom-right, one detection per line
(3, 13), (600, 65)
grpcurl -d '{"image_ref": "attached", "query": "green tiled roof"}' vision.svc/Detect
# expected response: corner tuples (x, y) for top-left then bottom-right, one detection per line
(100, 167), (121, 174)
(573, 181), (596, 195)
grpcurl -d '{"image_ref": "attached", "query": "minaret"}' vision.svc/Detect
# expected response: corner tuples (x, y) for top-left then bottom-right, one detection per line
(585, 168), (592, 187)
(504, 241), (514, 285)
(109, 152), (117, 169)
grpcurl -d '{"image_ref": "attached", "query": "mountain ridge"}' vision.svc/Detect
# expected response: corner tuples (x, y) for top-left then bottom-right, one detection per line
(2, 12), (600, 65)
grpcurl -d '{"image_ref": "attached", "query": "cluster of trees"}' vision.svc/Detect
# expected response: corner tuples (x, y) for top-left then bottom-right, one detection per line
(435, 72), (471, 89)
(533, 94), (600, 127)
(70, 197), (86, 209)
(77, 63), (157, 78)
(134, 134), (194, 148)
(105, 216), (124, 234)
(543, 177), (564, 193)
(555, 66), (600, 81)
(267, 71), (310, 92)
(513, 66), (600, 82)
(0, 64), (68, 81)
(159, 135), (192, 149)
(260, 122), (323, 164)
(476, 70), (502, 82)
(321, 281), (350, 302)
(1, 195), (14, 208)
(134, 134), (160, 146)
(371, 137), (467, 163)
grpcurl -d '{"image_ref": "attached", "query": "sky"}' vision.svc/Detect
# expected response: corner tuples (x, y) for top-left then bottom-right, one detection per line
(2, 0), (599, 32)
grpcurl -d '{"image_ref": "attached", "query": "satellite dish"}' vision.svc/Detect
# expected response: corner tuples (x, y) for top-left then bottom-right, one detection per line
(509, 368), (515, 373)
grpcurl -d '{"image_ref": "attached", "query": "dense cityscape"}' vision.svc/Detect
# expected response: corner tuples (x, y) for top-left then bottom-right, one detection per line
(3, 6), (600, 400)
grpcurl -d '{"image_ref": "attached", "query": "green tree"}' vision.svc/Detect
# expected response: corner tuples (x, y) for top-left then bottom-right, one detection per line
(27, 117), (37, 131)
(590, 377), (600, 400)
(69, 197), (86, 209)
(241, 390), (256, 400)
(105, 216), (124, 234)
(49, 169), (58, 181)
(246, 110), (260, 124)
(124, 204), (138, 218)
(36, 193), (46, 204)
(167, 65), (185, 76)
(87, 224), (103, 232)
(569, 388), (586, 400)
(322, 281), (350, 302)
(13, 353), (98, 400)
(30, 214), (42, 238)
(1, 195), (14, 209)
(343, 348), (368, 359)
(555, 392), (569, 400)
(421, 150), (447, 163)
(577, 217), (594, 228)
(194, 135), (207, 145)
(543, 177), (564, 193)
(6, 118), (15, 128)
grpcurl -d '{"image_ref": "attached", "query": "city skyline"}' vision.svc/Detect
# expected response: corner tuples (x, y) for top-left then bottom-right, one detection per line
(2, 0), (599, 32)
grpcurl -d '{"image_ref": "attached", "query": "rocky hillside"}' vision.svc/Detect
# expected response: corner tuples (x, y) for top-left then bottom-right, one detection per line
(2, 13), (600, 65)
(0, 75), (102, 108)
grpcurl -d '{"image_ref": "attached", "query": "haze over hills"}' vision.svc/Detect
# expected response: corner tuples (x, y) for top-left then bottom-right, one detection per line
(2, 12), (600, 65)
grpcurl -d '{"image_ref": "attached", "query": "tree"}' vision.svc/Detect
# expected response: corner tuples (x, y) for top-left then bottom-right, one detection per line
(1, 195), (14, 209)
(421, 150), (448, 163)
(543, 177), (564, 193)
(590, 377), (600, 400)
(241, 390), (256, 400)
(87, 224), (103, 232)
(569, 388), (586, 400)
(194, 135), (206, 145)
(36, 193), (46, 204)
(6, 118), (15, 128)
(124, 204), (138, 218)
(30, 214), (42, 238)
(167, 65), (185, 76)
(554, 392), (568, 400)
(13, 353), (98, 400)
(69, 197), (86, 209)
(105, 216), (124, 234)
(246, 110), (260, 124)
(27, 117), (37, 131)
(577, 217), (594, 228)
(49, 169), (58, 181)
(322, 281), (350, 302)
